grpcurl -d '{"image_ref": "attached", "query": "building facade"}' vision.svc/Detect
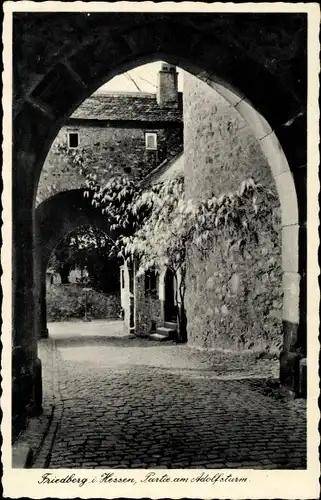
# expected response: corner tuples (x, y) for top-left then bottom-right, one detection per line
(38, 65), (286, 360)
(36, 64), (183, 206)
(126, 72), (284, 358)
(35, 64), (184, 338)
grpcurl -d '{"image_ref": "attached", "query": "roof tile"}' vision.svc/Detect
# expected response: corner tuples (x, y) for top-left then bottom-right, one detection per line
(71, 92), (183, 122)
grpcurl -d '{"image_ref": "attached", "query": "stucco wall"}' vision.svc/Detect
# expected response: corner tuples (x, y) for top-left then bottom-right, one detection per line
(183, 73), (283, 353)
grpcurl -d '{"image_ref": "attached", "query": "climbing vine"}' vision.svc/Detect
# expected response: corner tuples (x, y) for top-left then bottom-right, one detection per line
(83, 169), (278, 342)
(49, 141), (279, 343)
(190, 178), (279, 259)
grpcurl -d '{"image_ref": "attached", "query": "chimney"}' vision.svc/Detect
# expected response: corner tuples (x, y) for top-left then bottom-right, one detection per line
(157, 63), (178, 107)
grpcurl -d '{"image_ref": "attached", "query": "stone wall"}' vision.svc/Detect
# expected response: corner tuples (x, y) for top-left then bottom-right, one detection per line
(183, 73), (283, 353)
(36, 92), (183, 206)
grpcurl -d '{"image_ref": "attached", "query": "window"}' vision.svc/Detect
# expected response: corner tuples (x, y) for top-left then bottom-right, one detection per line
(145, 132), (157, 151)
(121, 270), (125, 289)
(68, 131), (79, 149)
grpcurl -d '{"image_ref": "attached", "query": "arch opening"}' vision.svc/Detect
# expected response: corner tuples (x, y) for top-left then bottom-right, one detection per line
(35, 189), (121, 339)
(34, 57), (302, 378)
(34, 55), (300, 336)
(12, 16), (306, 427)
(45, 224), (122, 330)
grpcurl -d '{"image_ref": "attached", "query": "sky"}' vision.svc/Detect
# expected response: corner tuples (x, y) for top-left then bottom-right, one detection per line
(95, 61), (184, 93)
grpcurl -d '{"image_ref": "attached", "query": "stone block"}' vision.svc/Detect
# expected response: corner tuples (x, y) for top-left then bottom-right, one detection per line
(282, 225), (299, 273)
(275, 113), (307, 170)
(207, 79), (245, 107)
(259, 131), (290, 177)
(235, 98), (272, 140)
(282, 272), (300, 324)
(274, 171), (299, 227)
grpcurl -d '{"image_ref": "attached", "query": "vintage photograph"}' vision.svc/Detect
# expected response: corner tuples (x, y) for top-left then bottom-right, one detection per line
(2, 2), (320, 499)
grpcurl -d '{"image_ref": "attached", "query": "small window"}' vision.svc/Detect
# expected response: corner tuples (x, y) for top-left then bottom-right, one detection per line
(68, 132), (79, 149)
(145, 132), (157, 151)
(121, 270), (125, 289)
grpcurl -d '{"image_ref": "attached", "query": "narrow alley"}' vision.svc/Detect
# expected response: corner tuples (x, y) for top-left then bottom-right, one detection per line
(35, 320), (306, 469)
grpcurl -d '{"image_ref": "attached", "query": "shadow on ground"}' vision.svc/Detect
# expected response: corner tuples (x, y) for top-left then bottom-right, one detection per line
(51, 335), (173, 348)
(34, 323), (307, 470)
(49, 365), (307, 469)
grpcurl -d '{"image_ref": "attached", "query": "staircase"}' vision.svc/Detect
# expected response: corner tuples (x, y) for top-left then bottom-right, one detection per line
(149, 321), (177, 342)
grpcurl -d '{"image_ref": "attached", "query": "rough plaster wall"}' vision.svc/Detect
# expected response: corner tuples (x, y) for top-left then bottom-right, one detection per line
(37, 124), (182, 206)
(184, 73), (283, 353)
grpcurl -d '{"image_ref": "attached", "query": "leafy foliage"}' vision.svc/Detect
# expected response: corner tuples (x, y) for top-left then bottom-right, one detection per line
(122, 174), (187, 273)
(120, 176), (278, 271)
(47, 284), (121, 321)
(84, 176), (143, 233)
(189, 178), (279, 258)
(84, 166), (278, 342)
(48, 225), (120, 292)
(84, 174), (166, 261)
(52, 140), (104, 179)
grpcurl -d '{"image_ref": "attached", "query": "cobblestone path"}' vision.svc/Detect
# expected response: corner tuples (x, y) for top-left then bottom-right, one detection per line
(45, 320), (306, 469)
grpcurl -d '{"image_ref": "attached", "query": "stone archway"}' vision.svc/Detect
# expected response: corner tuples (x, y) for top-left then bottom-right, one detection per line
(12, 13), (307, 412)
(35, 189), (116, 339)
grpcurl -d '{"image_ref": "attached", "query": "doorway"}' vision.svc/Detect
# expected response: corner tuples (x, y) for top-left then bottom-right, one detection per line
(164, 268), (177, 323)
(128, 264), (135, 330)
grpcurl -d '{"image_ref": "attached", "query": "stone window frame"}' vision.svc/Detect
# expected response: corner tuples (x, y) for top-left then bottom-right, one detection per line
(67, 130), (79, 149)
(145, 132), (158, 151)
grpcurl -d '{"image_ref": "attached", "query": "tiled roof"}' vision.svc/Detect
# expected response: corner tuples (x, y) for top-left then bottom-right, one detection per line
(70, 91), (183, 122)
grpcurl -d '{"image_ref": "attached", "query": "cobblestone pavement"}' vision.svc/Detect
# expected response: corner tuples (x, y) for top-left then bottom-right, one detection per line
(41, 320), (306, 469)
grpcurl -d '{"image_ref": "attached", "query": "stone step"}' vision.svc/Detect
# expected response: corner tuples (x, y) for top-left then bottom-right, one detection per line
(149, 332), (171, 341)
(156, 326), (177, 341)
(164, 321), (177, 330)
(156, 326), (174, 336)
